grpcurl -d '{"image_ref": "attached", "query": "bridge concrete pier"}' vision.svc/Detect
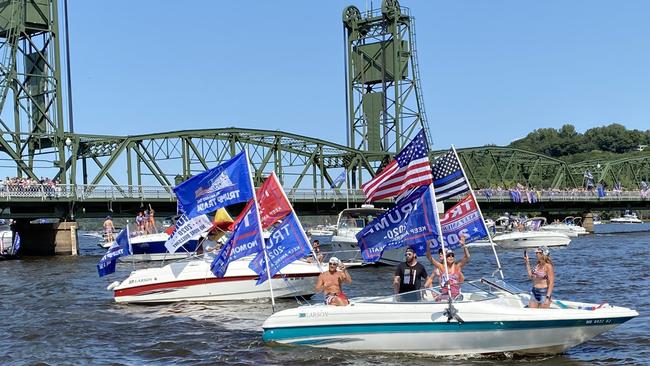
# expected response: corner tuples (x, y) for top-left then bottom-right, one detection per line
(13, 221), (79, 256)
(582, 212), (594, 233)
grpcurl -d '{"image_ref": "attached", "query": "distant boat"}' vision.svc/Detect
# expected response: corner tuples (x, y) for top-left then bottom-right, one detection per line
(610, 211), (643, 224)
(539, 216), (588, 237)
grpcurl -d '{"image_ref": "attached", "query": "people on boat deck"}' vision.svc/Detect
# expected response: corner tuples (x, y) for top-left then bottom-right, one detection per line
(306, 239), (324, 263)
(103, 216), (115, 242)
(148, 207), (156, 234)
(524, 246), (555, 309)
(315, 256), (351, 306)
(135, 211), (145, 234)
(425, 235), (470, 299)
(393, 247), (428, 299)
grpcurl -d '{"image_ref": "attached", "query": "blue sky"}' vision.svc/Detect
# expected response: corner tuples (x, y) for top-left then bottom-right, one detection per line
(68, 0), (650, 149)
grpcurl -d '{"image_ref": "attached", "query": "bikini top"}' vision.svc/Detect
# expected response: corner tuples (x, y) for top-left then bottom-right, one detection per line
(532, 264), (548, 280)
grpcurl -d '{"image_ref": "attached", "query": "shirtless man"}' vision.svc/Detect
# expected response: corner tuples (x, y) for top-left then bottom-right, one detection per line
(103, 216), (115, 242)
(315, 257), (352, 306)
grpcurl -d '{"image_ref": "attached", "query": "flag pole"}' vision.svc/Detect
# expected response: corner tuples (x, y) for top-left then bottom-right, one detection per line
(245, 151), (276, 311)
(272, 172), (324, 271)
(451, 145), (504, 279)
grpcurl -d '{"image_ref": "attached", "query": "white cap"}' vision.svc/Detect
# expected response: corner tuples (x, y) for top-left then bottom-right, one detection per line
(328, 256), (340, 265)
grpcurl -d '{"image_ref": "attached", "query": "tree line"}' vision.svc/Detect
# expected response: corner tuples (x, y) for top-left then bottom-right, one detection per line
(508, 123), (650, 163)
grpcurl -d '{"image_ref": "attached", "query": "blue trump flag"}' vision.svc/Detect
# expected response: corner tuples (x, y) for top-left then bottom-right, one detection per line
(12, 233), (20, 255)
(174, 151), (254, 218)
(356, 185), (439, 263)
(331, 171), (346, 189)
(248, 212), (311, 285)
(97, 228), (132, 277)
(210, 201), (263, 277)
(429, 194), (489, 250)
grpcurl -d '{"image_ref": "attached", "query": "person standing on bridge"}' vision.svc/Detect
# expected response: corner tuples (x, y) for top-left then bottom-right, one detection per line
(103, 216), (115, 243)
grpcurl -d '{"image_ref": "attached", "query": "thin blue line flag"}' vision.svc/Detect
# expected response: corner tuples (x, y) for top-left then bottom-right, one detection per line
(432, 149), (470, 201)
(356, 185), (439, 263)
(248, 212), (311, 285)
(174, 151), (254, 218)
(210, 201), (263, 277)
(97, 227), (132, 277)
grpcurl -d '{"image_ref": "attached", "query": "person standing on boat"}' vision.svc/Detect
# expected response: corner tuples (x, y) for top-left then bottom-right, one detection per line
(306, 239), (324, 263)
(425, 235), (470, 299)
(315, 257), (351, 306)
(524, 246), (555, 309)
(103, 216), (115, 242)
(393, 247), (428, 300)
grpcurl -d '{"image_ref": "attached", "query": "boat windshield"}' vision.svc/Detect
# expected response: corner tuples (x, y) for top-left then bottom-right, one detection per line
(360, 280), (510, 304)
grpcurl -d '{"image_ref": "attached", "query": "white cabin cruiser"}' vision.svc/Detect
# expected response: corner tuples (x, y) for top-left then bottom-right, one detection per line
(108, 255), (325, 303)
(263, 278), (638, 355)
(610, 211), (643, 224)
(329, 205), (403, 265)
(100, 232), (203, 261)
(538, 217), (588, 237)
(492, 230), (571, 249)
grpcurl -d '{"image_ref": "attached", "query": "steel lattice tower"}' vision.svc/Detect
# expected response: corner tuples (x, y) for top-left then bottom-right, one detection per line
(343, 0), (433, 157)
(0, 0), (67, 182)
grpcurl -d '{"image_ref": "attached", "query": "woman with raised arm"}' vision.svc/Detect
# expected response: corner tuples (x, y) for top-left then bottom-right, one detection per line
(524, 246), (555, 309)
(425, 235), (470, 299)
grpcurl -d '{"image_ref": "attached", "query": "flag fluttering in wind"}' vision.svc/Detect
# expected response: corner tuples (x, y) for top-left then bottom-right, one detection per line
(431, 148), (470, 201)
(362, 129), (433, 202)
(97, 228), (131, 277)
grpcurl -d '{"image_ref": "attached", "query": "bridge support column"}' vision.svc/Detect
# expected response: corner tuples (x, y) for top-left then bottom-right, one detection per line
(13, 221), (79, 256)
(582, 212), (594, 233)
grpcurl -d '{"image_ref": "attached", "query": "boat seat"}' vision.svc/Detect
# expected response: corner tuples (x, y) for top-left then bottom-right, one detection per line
(469, 292), (490, 301)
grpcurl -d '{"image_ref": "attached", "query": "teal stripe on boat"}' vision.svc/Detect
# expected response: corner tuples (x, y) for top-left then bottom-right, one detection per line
(263, 317), (634, 342)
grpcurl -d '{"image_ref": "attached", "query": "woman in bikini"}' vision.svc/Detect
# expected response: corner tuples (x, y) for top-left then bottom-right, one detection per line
(524, 246), (555, 308)
(425, 236), (470, 300)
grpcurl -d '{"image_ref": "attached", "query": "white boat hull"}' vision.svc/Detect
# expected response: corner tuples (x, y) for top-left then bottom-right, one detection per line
(493, 231), (571, 249)
(263, 284), (638, 355)
(610, 218), (643, 224)
(540, 225), (587, 237)
(111, 257), (324, 303)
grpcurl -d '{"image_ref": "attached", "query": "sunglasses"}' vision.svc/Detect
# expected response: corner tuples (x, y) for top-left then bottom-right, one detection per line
(328, 263), (337, 266)
(446, 253), (455, 258)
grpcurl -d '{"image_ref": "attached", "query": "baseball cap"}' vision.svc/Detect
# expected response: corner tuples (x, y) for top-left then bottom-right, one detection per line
(328, 256), (341, 265)
(535, 246), (550, 256)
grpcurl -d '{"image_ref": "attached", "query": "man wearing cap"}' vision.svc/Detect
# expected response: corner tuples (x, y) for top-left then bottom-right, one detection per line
(315, 256), (352, 306)
(393, 247), (428, 301)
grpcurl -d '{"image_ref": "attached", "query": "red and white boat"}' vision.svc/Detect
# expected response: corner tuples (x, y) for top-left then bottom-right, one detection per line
(108, 255), (325, 304)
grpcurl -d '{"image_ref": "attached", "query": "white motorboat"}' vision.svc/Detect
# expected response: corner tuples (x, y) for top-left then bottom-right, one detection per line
(492, 230), (571, 249)
(539, 217), (588, 237)
(328, 205), (403, 265)
(610, 211), (643, 224)
(262, 278), (638, 355)
(108, 255), (325, 303)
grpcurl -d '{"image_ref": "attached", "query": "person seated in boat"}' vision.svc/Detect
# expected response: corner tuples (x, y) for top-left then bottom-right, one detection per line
(315, 256), (351, 306)
(393, 247), (428, 301)
(425, 236), (470, 300)
(524, 246), (555, 309)
(306, 239), (324, 263)
(103, 216), (115, 242)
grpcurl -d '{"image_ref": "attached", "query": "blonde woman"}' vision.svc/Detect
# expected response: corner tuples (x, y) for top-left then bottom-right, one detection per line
(524, 246), (555, 309)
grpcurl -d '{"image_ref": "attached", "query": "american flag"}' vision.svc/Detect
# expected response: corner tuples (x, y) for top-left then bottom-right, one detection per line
(431, 148), (470, 201)
(362, 130), (433, 202)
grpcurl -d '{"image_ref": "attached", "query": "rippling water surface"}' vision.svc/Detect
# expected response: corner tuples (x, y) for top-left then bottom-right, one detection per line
(0, 225), (648, 365)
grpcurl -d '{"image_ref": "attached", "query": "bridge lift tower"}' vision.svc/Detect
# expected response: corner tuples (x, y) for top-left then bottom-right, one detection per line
(0, 0), (68, 183)
(343, 0), (433, 160)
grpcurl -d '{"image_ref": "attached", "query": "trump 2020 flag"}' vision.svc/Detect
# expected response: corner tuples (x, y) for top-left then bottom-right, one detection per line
(248, 212), (311, 284)
(164, 213), (213, 253)
(362, 129), (433, 202)
(429, 194), (489, 250)
(12, 233), (20, 255)
(210, 201), (263, 277)
(431, 148), (470, 201)
(356, 185), (439, 263)
(331, 170), (346, 189)
(97, 228), (132, 277)
(173, 151), (254, 218)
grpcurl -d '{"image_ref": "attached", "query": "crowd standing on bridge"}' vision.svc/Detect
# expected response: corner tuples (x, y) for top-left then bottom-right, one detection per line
(477, 181), (650, 203)
(2, 177), (61, 197)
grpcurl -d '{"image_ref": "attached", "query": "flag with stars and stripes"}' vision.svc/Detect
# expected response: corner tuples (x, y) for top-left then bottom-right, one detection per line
(362, 130), (433, 202)
(431, 148), (470, 201)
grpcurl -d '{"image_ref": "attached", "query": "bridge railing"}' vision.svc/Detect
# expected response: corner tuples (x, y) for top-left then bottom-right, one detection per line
(0, 183), (648, 202)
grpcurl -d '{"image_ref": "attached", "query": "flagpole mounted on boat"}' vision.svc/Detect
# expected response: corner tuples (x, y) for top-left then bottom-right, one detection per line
(451, 145), (504, 280)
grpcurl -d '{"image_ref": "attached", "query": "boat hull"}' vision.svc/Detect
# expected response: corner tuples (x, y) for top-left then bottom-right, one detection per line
(112, 257), (324, 303)
(263, 297), (638, 355)
(494, 231), (571, 249)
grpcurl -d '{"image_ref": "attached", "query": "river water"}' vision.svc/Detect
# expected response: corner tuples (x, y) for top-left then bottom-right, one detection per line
(0, 224), (648, 365)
